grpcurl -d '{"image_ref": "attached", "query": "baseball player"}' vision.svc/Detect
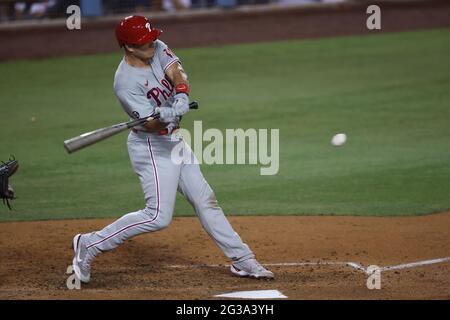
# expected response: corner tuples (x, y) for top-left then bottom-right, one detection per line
(71, 15), (274, 283)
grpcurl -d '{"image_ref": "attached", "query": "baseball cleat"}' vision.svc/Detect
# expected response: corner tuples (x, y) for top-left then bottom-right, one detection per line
(72, 234), (94, 283)
(230, 259), (275, 279)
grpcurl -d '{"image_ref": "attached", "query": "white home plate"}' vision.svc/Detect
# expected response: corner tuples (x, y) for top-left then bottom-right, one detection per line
(214, 290), (287, 299)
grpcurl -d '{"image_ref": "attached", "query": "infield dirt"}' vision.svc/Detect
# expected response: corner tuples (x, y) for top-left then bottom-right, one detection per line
(0, 213), (449, 299)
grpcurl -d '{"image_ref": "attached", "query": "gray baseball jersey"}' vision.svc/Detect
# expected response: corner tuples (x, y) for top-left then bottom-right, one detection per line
(114, 40), (180, 132)
(82, 40), (254, 263)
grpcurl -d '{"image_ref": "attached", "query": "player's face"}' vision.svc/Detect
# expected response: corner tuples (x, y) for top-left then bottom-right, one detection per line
(132, 41), (156, 60)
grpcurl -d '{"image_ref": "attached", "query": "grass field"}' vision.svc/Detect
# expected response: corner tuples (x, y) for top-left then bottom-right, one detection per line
(0, 29), (449, 221)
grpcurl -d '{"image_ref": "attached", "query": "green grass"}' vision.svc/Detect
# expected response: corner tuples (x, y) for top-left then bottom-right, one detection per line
(0, 29), (449, 221)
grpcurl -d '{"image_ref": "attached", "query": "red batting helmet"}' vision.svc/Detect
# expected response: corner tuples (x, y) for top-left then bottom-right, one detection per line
(115, 15), (162, 48)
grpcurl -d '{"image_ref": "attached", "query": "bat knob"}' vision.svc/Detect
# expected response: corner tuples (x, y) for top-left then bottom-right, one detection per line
(189, 101), (199, 109)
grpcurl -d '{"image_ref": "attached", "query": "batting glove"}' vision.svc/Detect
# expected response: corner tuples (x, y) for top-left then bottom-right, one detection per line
(173, 93), (189, 116)
(158, 107), (177, 123)
(173, 83), (190, 116)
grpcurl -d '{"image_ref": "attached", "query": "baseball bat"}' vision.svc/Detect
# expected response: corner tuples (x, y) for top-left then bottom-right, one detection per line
(64, 101), (198, 154)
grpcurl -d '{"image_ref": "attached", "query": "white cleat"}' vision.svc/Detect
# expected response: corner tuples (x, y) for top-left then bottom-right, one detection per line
(230, 259), (275, 279)
(72, 234), (93, 283)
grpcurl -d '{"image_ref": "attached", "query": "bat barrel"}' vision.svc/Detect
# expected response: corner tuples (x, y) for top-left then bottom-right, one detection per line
(64, 122), (131, 153)
(64, 101), (199, 154)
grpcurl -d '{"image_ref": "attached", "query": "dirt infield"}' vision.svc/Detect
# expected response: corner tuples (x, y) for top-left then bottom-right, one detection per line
(1, 0), (450, 61)
(0, 213), (449, 299)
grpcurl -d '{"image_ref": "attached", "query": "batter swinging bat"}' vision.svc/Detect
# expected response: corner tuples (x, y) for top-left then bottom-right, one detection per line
(64, 101), (198, 154)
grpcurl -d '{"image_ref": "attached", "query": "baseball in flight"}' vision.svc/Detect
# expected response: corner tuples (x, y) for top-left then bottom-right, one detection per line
(331, 133), (347, 146)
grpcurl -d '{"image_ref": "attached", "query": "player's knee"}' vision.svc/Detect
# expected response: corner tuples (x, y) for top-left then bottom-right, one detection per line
(154, 214), (172, 230)
(141, 207), (172, 230)
(207, 191), (219, 207)
(197, 190), (220, 210)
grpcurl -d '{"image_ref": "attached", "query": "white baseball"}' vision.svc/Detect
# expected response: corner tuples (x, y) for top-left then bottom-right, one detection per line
(331, 133), (347, 146)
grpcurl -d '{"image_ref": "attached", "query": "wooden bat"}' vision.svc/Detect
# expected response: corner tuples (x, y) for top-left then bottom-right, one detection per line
(64, 101), (198, 154)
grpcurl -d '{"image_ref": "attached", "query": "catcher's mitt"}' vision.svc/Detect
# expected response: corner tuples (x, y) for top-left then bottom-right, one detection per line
(0, 157), (19, 210)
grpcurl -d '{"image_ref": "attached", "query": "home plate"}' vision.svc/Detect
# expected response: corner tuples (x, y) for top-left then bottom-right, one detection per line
(214, 290), (288, 299)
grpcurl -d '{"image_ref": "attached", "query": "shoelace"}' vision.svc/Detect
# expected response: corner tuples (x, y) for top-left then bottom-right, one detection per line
(240, 260), (265, 273)
(253, 263), (266, 272)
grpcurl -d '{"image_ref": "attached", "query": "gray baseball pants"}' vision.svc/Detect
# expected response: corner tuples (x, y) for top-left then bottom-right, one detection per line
(84, 131), (254, 262)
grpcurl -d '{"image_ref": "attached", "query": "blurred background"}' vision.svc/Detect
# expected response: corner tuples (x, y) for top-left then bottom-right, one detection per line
(0, 0), (348, 23)
(1, 0), (448, 61)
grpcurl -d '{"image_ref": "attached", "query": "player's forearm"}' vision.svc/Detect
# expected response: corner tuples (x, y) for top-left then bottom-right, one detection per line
(172, 68), (190, 99)
(173, 69), (188, 88)
(167, 63), (189, 87)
